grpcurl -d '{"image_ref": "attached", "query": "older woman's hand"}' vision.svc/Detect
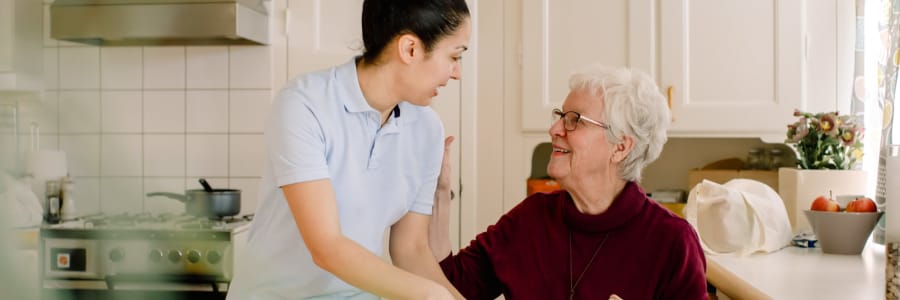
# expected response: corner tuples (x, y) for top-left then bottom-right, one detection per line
(436, 136), (455, 194)
(430, 136), (455, 260)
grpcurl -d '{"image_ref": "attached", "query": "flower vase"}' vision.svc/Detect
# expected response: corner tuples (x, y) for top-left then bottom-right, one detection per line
(778, 167), (868, 234)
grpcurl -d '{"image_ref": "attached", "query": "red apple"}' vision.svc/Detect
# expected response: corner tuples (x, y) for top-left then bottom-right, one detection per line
(810, 195), (840, 212)
(846, 197), (877, 213)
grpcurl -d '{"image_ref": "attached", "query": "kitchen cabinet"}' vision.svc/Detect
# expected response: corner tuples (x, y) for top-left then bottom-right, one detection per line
(660, 0), (802, 141)
(521, 0), (850, 142)
(0, 0), (43, 91)
(278, 0), (478, 249)
(521, 0), (654, 131)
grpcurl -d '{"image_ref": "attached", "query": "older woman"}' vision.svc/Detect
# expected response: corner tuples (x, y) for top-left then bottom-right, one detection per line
(431, 64), (707, 299)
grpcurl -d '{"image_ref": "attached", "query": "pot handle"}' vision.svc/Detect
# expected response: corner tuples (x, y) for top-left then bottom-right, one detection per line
(146, 192), (189, 203)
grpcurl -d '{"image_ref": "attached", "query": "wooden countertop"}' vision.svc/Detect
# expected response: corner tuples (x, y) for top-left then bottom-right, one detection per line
(706, 240), (884, 299)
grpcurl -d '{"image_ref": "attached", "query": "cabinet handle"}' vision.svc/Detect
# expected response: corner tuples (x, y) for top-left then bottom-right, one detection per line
(666, 86), (675, 122)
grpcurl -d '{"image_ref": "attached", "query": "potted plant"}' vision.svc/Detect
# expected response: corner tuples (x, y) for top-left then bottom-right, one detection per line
(785, 110), (863, 170)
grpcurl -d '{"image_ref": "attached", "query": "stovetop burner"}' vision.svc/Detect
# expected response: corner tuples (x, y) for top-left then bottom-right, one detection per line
(48, 212), (254, 232)
(179, 215), (255, 230)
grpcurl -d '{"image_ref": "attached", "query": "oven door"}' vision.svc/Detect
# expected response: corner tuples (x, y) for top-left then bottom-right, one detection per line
(43, 274), (230, 300)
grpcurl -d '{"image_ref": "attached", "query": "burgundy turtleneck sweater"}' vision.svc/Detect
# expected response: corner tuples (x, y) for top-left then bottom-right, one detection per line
(439, 182), (707, 300)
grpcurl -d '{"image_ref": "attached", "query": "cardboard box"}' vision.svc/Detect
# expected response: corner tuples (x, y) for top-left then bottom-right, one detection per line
(688, 169), (779, 192)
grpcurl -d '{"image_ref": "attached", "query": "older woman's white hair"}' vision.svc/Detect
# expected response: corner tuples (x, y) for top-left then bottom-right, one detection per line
(568, 64), (671, 182)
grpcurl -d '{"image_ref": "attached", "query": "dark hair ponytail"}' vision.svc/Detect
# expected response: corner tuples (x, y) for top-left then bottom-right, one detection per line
(361, 0), (469, 64)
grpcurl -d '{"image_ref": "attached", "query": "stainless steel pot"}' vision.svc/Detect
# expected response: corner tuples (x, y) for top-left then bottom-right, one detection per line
(147, 189), (241, 218)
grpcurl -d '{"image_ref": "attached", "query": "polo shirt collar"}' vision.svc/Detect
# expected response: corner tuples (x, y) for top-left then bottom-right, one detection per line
(338, 58), (416, 128)
(339, 57), (372, 114)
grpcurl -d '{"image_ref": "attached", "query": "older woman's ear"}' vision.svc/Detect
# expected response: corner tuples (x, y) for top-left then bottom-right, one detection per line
(612, 135), (635, 163)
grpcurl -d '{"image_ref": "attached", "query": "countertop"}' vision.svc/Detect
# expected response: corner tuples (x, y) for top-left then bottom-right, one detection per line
(707, 239), (884, 299)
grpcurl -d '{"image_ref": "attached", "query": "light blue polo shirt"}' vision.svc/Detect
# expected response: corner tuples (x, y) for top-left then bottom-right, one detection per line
(227, 58), (445, 300)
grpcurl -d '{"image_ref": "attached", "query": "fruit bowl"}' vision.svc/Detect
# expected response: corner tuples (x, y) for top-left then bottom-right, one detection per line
(803, 210), (883, 255)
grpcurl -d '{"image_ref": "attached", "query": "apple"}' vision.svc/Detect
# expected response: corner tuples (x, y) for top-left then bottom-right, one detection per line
(810, 195), (840, 212)
(846, 197), (877, 213)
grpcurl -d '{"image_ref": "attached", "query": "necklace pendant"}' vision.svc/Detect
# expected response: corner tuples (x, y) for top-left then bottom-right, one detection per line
(570, 290), (574, 300)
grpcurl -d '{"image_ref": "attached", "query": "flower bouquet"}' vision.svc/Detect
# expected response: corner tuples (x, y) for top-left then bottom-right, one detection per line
(785, 110), (864, 170)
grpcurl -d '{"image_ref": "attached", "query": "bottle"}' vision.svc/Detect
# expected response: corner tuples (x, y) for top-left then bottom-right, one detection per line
(746, 148), (762, 170)
(60, 175), (77, 220)
(45, 180), (61, 224)
(768, 148), (784, 170)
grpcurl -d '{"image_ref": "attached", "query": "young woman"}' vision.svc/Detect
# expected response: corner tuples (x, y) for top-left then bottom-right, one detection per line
(226, 1), (470, 299)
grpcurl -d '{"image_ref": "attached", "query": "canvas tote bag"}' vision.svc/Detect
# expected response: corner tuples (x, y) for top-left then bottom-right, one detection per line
(684, 179), (792, 256)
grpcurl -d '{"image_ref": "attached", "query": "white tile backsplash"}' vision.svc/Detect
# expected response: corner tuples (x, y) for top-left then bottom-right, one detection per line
(100, 177), (144, 213)
(143, 91), (185, 133)
(187, 47), (229, 89)
(101, 48), (143, 89)
(101, 135), (143, 176)
(229, 90), (270, 133)
(143, 135), (185, 176)
(230, 46), (271, 89)
(59, 134), (100, 177)
(73, 177), (101, 215)
(101, 91), (143, 133)
(41, 9), (268, 213)
(59, 91), (101, 133)
(18, 134), (58, 155)
(186, 177), (228, 191)
(228, 177), (261, 214)
(143, 47), (186, 89)
(18, 91), (58, 134)
(59, 47), (101, 89)
(43, 48), (58, 90)
(186, 135), (228, 177)
(230, 134), (265, 177)
(186, 90), (229, 133)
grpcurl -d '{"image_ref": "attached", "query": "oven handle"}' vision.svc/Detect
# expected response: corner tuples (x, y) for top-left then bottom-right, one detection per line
(104, 274), (228, 292)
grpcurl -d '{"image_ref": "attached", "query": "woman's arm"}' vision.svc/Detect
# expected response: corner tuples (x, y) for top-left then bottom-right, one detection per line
(391, 136), (463, 299)
(283, 180), (454, 300)
(427, 136), (503, 299)
(390, 212), (464, 299)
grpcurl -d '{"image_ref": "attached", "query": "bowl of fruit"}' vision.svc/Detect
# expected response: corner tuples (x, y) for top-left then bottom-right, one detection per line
(804, 195), (882, 255)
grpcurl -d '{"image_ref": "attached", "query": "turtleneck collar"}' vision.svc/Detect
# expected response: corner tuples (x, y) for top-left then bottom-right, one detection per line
(561, 181), (648, 233)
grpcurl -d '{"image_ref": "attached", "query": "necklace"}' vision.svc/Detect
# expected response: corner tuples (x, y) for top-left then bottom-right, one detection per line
(569, 231), (610, 300)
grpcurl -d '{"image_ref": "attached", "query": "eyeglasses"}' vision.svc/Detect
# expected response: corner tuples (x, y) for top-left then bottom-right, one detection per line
(552, 108), (612, 132)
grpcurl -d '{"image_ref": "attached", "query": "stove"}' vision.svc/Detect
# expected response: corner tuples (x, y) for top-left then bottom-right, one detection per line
(39, 212), (252, 300)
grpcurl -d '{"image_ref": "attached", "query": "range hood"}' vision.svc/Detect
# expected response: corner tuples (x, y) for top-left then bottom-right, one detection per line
(50, 0), (269, 46)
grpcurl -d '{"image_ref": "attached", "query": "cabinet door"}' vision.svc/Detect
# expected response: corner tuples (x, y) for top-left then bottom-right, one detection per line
(660, 0), (802, 139)
(0, 0), (42, 90)
(521, 0), (654, 131)
(284, 0), (464, 247)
